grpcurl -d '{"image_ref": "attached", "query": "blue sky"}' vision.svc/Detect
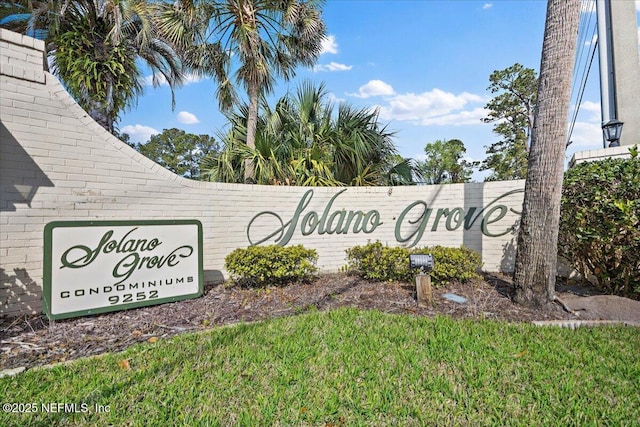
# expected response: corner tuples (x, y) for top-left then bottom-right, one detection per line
(119, 0), (640, 181)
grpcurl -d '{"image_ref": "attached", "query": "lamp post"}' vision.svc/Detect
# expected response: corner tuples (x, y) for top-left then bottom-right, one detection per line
(602, 119), (624, 147)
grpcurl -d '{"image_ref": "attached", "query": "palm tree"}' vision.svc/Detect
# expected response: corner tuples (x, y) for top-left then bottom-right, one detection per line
(201, 87), (338, 185)
(203, 81), (415, 187)
(512, 0), (581, 307)
(202, 101), (304, 185)
(382, 156), (420, 186)
(1, 0), (184, 133)
(160, 0), (327, 183)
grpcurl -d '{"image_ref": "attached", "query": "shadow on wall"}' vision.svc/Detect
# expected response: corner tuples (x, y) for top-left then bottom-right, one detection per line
(499, 233), (577, 278)
(500, 232), (518, 274)
(0, 268), (41, 316)
(0, 122), (54, 212)
(204, 270), (225, 284)
(463, 184), (483, 258)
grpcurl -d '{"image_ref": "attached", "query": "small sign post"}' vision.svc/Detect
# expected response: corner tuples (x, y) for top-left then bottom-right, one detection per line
(416, 274), (433, 307)
(409, 254), (435, 307)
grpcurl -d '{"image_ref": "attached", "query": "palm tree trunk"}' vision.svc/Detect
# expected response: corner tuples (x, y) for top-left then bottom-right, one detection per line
(244, 82), (259, 183)
(513, 0), (581, 307)
(87, 100), (114, 134)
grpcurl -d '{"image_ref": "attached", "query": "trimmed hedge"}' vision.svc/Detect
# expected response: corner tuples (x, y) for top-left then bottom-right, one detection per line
(225, 245), (318, 286)
(559, 149), (640, 297)
(345, 241), (482, 287)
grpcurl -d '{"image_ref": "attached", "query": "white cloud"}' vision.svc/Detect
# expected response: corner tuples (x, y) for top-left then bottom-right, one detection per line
(177, 111), (200, 124)
(348, 80), (395, 98)
(579, 100), (601, 118)
(568, 121), (602, 148)
(320, 35), (338, 55)
(347, 83), (488, 126)
(121, 124), (159, 144)
(567, 101), (602, 148)
(417, 107), (489, 126)
(184, 73), (205, 84)
(141, 72), (204, 87)
(376, 88), (487, 126)
(327, 92), (346, 105)
(313, 62), (353, 72)
(482, 3), (493, 10)
(142, 74), (166, 86)
(636, 0), (639, 11)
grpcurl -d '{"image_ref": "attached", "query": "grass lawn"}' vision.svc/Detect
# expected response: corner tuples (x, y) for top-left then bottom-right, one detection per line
(1, 307), (639, 426)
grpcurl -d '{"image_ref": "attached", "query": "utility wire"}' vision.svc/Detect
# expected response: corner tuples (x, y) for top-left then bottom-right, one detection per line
(567, 0), (598, 145)
(568, 38), (598, 144)
(571, 0), (595, 97)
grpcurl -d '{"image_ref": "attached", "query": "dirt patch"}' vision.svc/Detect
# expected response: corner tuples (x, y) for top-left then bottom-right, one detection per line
(0, 273), (635, 371)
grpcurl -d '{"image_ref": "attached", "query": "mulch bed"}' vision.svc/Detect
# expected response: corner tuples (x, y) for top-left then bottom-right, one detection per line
(0, 273), (575, 372)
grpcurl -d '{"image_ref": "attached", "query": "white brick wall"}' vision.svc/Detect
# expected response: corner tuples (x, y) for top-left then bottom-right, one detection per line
(568, 145), (632, 167)
(0, 29), (45, 84)
(0, 30), (527, 317)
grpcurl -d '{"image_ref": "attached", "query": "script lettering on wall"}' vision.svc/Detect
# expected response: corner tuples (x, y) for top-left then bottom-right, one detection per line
(247, 189), (523, 248)
(247, 189), (382, 246)
(394, 189), (524, 247)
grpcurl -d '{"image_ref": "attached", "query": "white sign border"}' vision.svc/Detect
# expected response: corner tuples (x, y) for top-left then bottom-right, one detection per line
(43, 219), (203, 320)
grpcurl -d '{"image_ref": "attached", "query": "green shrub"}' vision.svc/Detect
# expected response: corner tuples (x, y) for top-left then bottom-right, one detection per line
(428, 245), (484, 286)
(345, 241), (413, 282)
(559, 150), (640, 297)
(345, 241), (482, 287)
(225, 245), (318, 286)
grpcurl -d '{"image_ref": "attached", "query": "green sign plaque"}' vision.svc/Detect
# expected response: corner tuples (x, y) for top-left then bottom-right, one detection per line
(43, 220), (203, 320)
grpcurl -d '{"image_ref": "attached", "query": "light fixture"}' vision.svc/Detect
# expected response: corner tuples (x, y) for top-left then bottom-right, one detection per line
(409, 254), (434, 272)
(602, 119), (624, 147)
